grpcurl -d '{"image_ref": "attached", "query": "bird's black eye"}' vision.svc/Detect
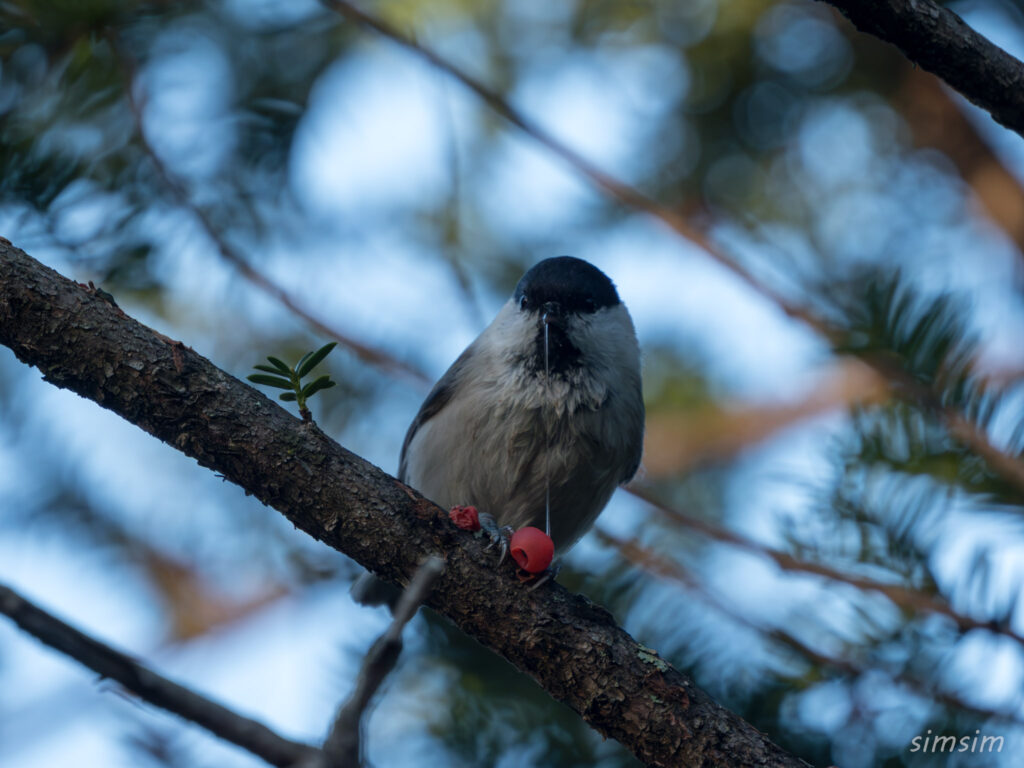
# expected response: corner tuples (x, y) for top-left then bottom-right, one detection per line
(584, 298), (597, 312)
(519, 295), (529, 310)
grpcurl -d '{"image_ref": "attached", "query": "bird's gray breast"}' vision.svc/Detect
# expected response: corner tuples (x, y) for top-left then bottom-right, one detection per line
(403, 366), (635, 552)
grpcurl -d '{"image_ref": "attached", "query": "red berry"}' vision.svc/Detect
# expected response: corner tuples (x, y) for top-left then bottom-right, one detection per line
(449, 505), (481, 531)
(510, 527), (554, 573)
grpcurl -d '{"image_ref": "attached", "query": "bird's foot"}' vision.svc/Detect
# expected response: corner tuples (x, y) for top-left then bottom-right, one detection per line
(448, 506), (513, 564)
(448, 508), (557, 581)
(478, 512), (515, 565)
(517, 562), (561, 591)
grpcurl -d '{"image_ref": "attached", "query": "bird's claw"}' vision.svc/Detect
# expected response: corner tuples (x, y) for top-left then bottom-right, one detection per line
(478, 513), (514, 565)
(519, 562), (561, 590)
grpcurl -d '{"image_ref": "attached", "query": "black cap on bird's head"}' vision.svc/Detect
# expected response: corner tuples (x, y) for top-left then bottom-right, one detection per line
(513, 256), (620, 317)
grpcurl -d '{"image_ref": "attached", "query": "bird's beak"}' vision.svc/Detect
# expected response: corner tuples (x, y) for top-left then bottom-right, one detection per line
(541, 301), (563, 326)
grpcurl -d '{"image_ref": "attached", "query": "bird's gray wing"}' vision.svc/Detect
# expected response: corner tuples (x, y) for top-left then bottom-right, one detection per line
(354, 350), (471, 611)
(398, 346), (473, 483)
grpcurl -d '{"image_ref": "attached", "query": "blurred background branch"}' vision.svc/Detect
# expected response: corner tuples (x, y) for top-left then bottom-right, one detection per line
(618, 486), (1024, 647)
(597, 530), (1024, 727)
(0, 583), (318, 768)
(315, 556), (444, 768)
(108, 29), (431, 387)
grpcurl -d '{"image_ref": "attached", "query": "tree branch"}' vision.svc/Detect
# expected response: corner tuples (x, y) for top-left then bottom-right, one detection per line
(0, 239), (809, 767)
(597, 531), (1024, 728)
(817, 0), (1024, 140)
(318, 556), (444, 768)
(625, 485), (1024, 648)
(106, 31), (430, 388)
(0, 582), (318, 768)
(320, 0), (827, 338)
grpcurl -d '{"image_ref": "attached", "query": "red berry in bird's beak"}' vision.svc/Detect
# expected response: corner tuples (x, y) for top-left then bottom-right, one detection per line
(510, 527), (554, 573)
(449, 505), (481, 531)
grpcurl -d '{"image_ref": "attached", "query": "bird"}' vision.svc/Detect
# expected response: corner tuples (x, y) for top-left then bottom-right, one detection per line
(353, 256), (643, 601)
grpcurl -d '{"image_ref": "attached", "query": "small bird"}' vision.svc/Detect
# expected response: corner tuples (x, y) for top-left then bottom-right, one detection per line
(353, 256), (643, 602)
(402, 256), (644, 558)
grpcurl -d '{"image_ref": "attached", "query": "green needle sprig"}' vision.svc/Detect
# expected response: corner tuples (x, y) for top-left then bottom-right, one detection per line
(248, 342), (337, 422)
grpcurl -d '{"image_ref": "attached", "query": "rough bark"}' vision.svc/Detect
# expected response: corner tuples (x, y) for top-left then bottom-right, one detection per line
(818, 0), (1024, 140)
(0, 238), (809, 768)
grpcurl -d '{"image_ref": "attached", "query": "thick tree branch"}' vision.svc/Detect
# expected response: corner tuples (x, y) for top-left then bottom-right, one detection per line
(817, 0), (1024, 140)
(0, 239), (808, 767)
(0, 582), (318, 768)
